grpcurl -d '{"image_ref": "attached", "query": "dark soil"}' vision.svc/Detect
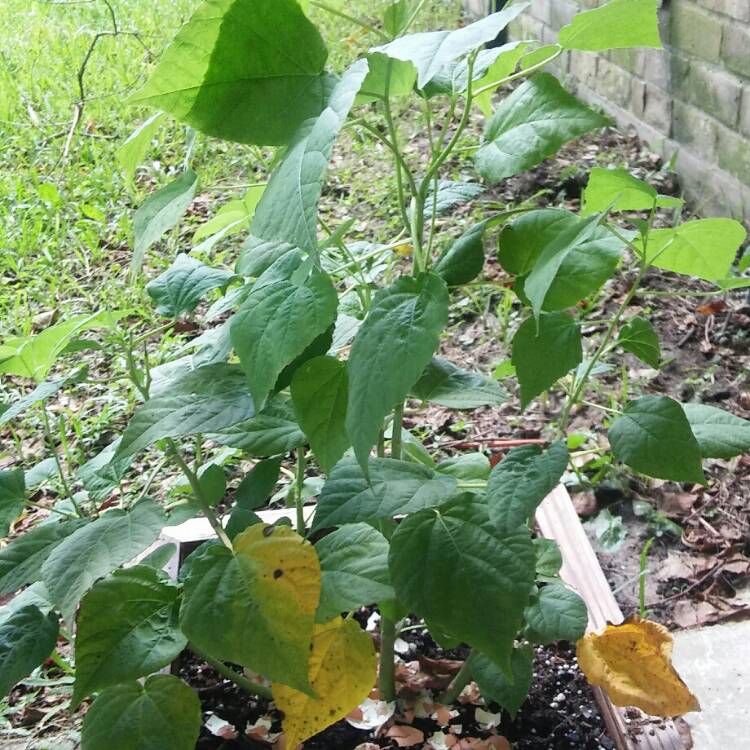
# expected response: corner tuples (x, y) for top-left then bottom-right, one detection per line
(180, 624), (611, 750)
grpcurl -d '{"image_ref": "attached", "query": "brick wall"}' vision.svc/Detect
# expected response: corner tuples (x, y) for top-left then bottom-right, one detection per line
(467, 0), (750, 222)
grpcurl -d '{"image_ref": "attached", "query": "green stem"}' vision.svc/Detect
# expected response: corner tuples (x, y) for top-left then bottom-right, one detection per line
(191, 646), (273, 699)
(402, 0), (428, 33)
(49, 649), (75, 675)
(473, 47), (563, 97)
(295, 445), (307, 536)
(639, 537), (655, 618)
(439, 651), (476, 704)
(308, 0), (388, 41)
(168, 440), (232, 549)
(379, 615), (397, 701)
(40, 407), (81, 516)
(391, 402), (404, 460)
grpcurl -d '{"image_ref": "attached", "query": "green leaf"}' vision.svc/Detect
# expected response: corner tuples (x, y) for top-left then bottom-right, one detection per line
(315, 524), (394, 622)
(130, 0), (331, 146)
(72, 566), (186, 707)
(608, 397), (705, 483)
(558, 0), (661, 51)
(436, 453), (491, 481)
(474, 41), (531, 115)
(0, 582), (52, 628)
(487, 442), (568, 532)
(291, 356), (350, 473)
(312, 457), (457, 530)
(434, 222), (487, 286)
(0, 469), (25, 537)
(533, 538), (563, 580)
(472, 646), (533, 718)
(524, 583), (588, 644)
(41, 500), (166, 621)
(0, 605), (59, 697)
(0, 519), (86, 597)
(424, 180), (484, 221)
(0, 379), (67, 426)
(374, 3), (528, 88)
(355, 54), (417, 104)
(180, 524), (319, 693)
(76, 439), (134, 503)
(197, 464), (226, 506)
(476, 73), (609, 182)
(512, 313), (582, 407)
(146, 254), (235, 319)
(499, 210), (623, 303)
(81, 674), (201, 750)
(389, 496), (535, 673)
(347, 273), (448, 465)
(581, 167), (682, 216)
(411, 357), (505, 409)
(117, 112), (165, 182)
(617, 318), (661, 368)
(209, 395), (304, 456)
(132, 171), (198, 273)
(640, 219), (747, 282)
(236, 237), (299, 278)
(682, 403), (750, 459)
(115, 364), (254, 461)
(384, 0), (409, 37)
(226, 458), (282, 538)
(193, 185), (265, 244)
(249, 60), (369, 256)
(230, 255), (338, 410)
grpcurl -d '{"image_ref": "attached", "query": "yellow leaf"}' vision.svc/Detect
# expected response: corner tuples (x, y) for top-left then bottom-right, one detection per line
(576, 616), (700, 716)
(274, 617), (377, 749)
(393, 243), (413, 257)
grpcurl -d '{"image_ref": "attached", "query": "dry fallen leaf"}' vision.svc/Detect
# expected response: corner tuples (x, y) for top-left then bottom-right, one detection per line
(577, 617), (700, 716)
(696, 299), (728, 315)
(386, 725), (425, 747)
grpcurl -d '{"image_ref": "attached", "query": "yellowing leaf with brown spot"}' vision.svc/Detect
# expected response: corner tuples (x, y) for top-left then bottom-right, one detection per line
(577, 617), (700, 716)
(274, 617), (376, 750)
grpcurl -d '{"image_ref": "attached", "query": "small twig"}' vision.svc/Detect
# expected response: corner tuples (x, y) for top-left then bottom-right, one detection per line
(440, 437), (547, 450)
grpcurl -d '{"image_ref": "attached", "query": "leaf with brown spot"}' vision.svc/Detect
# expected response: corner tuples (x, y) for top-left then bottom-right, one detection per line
(273, 617), (376, 750)
(577, 617), (700, 716)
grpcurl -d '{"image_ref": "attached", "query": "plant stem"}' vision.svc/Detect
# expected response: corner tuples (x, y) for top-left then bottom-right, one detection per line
(295, 445), (307, 536)
(439, 651), (476, 704)
(308, 1), (388, 40)
(639, 537), (655, 618)
(191, 646), (273, 699)
(379, 615), (398, 702)
(473, 46), (563, 97)
(50, 649), (75, 675)
(168, 440), (232, 549)
(391, 402), (404, 460)
(40, 406), (81, 516)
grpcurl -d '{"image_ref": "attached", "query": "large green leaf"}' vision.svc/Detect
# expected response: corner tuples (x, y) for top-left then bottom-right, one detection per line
(236, 237), (299, 278)
(524, 583), (588, 644)
(146, 254), (235, 319)
(81, 675), (201, 750)
(374, 3), (528, 88)
(474, 41), (531, 115)
(226, 457), (281, 539)
(355, 54), (416, 104)
(476, 74), (608, 182)
(0, 582), (52, 629)
(472, 646), (533, 719)
(132, 171), (198, 272)
(114, 364), (254, 461)
(411, 357), (505, 409)
(311, 457), (457, 530)
(347, 273), (448, 466)
(315, 524), (394, 622)
(0, 379), (68, 427)
(424, 181), (484, 221)
(117, 112), (165, 182)
(436, 453), (490, 481)
(193, 185), (265, 244)
(434, 221), (487, 286)
(512, 313), (582, 408)
(0, 469), (25, 537)
(0, 519), (86, 597)
(487, 442), (568, 532)
(581, 167), (682, 216)
(180, 524), (319, 693)
(230, 253), (338, 410)
(209, 395), (305, 456)
(72, 566), (186, 708)
(389, 496), (535, 673)
(499, 209), (623, 310)
(0, 605), (59, 697)
(41, 500), (166, 621)
(558, 0), (661, 51)
(249, 60), (368, 256)
(608, 397), (705, 483)
(76, 439), (134, 503)
(640, 219), (747, 282)
(130, 0), (331, 146)
(291, 356), (350, 473)
(617, 318), (661, 368)
(682, 403), (750, 460)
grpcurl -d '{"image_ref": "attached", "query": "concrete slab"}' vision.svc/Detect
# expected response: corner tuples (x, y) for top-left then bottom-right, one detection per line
(672, 615), (750, 749)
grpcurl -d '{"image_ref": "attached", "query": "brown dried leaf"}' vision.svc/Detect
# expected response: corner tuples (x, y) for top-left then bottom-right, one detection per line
(386, 725), (425, 747)
(696, 299), (728, 315)
(577, 617), (700, 716)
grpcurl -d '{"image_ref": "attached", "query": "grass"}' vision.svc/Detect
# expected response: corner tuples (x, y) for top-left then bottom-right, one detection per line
(0, 0), (462, 474)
